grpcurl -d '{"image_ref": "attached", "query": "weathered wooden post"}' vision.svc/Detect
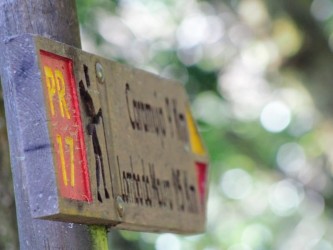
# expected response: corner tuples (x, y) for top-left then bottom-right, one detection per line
(0, 1), (209, 249)
(0, 1), (96, 249)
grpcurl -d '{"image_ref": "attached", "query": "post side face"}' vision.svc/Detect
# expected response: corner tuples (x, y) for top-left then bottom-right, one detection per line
(21, 35), (209, 234)
(1, 35), (61, 219)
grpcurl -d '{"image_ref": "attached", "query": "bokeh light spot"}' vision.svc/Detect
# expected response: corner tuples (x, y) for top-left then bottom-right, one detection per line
(177, 15), (209, 49)
(242, 223), (272, 248)
(228, 243), (252, 250)
(269, 180), (302, 216)
(276, 143), (306, 175)
(311, 0), (333, 21)
(260, 101), (291, 133)
(220, 169), (253, 200)
(155, 234), (181, 250)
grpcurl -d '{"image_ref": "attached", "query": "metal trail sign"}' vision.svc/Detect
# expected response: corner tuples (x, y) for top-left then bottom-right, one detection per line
(6, 34), (209, 234)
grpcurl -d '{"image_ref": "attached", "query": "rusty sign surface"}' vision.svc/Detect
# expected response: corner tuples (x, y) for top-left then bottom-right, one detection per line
(11, 35), (209, 234)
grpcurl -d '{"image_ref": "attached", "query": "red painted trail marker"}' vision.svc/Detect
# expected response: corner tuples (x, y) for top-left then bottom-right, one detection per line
(8, 34), (209, 234)
(40, 51), (92, 202)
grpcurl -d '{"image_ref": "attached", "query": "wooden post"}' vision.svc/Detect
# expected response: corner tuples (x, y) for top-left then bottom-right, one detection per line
(0, 1), (106, 249)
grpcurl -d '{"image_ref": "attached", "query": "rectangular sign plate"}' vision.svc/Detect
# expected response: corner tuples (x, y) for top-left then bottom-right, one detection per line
(8, 35), (209, 234)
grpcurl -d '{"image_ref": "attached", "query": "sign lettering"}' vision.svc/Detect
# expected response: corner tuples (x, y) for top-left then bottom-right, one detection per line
(22, 36), (208, 234)
(40, 51), (92, 202)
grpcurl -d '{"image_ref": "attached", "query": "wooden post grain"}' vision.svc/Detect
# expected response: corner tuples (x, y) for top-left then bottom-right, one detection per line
(0, 1), (107, 249)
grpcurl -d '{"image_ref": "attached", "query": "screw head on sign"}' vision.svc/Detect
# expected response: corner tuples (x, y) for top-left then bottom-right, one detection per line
(95, 62), (105, 83)
(116, 196), (125, 218)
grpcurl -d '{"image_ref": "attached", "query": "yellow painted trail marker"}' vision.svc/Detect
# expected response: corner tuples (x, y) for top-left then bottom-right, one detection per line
(186, 106), (207, 156)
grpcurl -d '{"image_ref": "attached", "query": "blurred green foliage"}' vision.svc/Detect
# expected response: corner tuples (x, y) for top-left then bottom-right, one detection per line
(76, 0), (333, 249)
